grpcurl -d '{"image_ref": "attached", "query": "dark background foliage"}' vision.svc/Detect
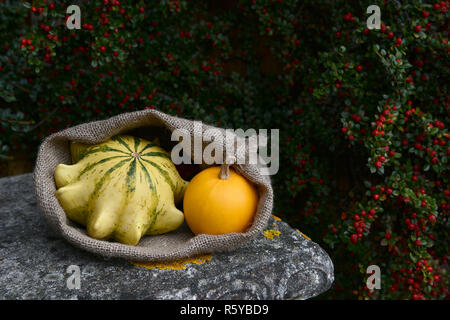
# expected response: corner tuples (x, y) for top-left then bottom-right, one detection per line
(0, 0), (448, 299)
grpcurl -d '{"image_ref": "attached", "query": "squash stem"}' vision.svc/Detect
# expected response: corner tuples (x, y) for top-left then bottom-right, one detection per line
(219, 156), (236, 180)
(219, 163), (231, 180)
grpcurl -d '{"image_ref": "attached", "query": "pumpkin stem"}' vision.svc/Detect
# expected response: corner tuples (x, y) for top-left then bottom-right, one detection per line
(219, 156), (236, 180)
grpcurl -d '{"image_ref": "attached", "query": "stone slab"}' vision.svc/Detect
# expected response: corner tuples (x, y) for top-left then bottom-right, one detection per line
(0, 173), (334, 299)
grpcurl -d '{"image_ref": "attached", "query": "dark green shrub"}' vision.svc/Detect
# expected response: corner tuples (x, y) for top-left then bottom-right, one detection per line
(0, 0), (448, 299)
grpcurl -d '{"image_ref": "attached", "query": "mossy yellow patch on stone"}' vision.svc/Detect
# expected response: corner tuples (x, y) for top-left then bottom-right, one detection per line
(264, 229), (281, 239)
(131, 254), (212, 270)
(272, 214), (281, 221)
(296, 229), (311, 240)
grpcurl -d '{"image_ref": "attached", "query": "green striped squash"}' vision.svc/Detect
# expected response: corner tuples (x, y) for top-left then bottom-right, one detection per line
(54, 135), (189, 246)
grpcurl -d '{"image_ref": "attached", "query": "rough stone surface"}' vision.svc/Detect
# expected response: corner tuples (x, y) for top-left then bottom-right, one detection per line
(0, 173), (334, 300)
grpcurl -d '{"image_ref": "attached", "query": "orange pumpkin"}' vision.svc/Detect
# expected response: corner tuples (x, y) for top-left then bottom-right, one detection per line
(183, 160), (258, 235)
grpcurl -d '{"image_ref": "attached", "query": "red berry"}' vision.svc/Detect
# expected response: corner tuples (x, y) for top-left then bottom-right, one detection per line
(373, 194), (380, 200)
(414, 25), (422, 32)
(356, 65), (363, 72)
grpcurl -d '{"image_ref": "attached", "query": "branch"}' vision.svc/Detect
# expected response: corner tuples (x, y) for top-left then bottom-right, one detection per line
(13, 84), (31, 93)
(24, 107), (59, 133)
(0, 119), (33, 125)
(7, 107), (60, 133)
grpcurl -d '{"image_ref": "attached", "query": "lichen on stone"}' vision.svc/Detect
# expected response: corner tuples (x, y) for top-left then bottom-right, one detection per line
(264, 229), (281, 239)
(296, 229), (311, 240)
(131, 254), (212, 270)
(272, 214), (282, 221)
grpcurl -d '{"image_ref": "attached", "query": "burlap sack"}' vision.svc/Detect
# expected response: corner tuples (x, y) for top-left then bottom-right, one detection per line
(33, 109), (273, 261)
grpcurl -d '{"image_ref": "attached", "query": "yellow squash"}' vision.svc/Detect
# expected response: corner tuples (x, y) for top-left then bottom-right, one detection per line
(183, 161), (258, 235)
(54, 135), (188, 245)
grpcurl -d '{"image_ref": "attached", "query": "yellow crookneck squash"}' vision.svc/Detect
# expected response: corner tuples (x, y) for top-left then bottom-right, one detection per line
(54, 135), (188, 246)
